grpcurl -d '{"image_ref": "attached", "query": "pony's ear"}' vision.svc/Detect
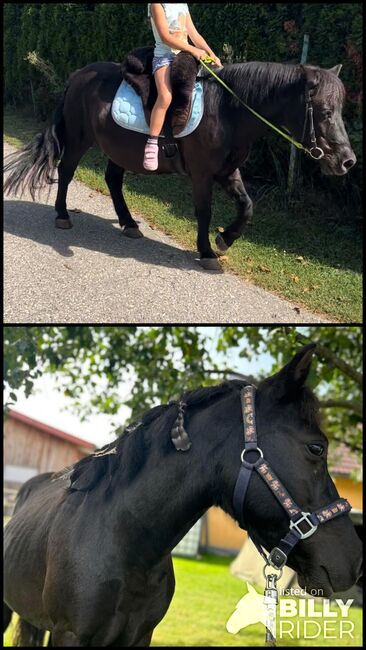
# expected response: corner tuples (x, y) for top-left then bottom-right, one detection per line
(300, 64), (321, 90)
(267, 343), (316, 401)
(328, 64), (342, 77)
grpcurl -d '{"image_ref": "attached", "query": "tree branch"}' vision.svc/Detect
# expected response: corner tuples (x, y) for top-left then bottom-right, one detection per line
(203, 368), (235, 375)
(294, 332), (363, 386)
(319, 399), (363, 417)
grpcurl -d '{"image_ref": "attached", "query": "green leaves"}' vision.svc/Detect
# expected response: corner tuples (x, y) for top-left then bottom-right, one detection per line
(3, 326), (362, 455)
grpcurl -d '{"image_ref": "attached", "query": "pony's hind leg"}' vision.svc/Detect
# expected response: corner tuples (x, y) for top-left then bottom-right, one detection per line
(215, 168), (253, 251)
(55, 140), (91, 230)
(105, 160), (143, 239)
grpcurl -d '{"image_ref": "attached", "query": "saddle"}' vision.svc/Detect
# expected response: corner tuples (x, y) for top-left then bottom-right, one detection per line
(121, 46), (199, 138)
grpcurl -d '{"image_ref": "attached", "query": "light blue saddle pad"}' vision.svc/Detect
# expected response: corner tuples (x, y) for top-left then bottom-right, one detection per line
(111, 79), (204, 138)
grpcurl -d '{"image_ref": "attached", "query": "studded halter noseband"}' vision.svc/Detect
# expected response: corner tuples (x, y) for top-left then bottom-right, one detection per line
(233, 386), (351, 571)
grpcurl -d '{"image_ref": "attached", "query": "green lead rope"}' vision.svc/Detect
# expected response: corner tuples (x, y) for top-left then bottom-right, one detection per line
(200, 58), (308, 154)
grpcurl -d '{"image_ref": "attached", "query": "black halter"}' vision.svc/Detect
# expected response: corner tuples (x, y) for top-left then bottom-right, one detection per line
(233, 386), (351, 571)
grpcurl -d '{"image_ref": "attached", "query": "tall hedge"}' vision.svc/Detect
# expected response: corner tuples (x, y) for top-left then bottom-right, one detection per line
(3, 3), (362, 204)
(4, 3), (362, 115)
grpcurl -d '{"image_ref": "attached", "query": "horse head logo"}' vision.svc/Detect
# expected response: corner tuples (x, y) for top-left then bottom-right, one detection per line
(226, 582), (268, 634)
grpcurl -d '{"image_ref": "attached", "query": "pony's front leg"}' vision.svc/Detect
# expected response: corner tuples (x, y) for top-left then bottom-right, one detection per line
(215, 168), (253, 252)
(191, 174), (221, 271)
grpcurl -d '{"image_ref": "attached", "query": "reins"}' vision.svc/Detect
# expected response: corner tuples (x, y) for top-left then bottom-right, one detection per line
(199, 58), (325, 161)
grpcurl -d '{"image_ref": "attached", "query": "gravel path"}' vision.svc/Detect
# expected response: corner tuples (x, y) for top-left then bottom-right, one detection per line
(4, 141), (326, 324)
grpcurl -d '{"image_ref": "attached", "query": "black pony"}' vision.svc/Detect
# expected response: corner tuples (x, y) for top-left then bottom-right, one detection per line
(3, 345), (362, 646)
(4, 58), (355, 270)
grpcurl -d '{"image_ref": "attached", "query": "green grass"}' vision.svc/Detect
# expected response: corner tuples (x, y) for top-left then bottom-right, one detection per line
(4, 107), (362, 322)
(3, 554), (362, 647)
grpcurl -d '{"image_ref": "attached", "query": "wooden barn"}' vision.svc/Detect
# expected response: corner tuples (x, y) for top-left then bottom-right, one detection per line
(4, 410), (95, 515)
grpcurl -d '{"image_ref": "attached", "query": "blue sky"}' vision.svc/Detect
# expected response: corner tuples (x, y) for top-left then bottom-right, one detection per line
(8, 328), (275, 448)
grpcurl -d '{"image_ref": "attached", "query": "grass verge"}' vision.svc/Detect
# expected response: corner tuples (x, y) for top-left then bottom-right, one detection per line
(4, 107), (362, 322)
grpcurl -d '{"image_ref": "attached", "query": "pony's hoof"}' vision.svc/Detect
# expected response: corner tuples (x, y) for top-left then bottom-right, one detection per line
(215, 232), (229, 252)
(123, 227), (143, 239)
(199, 257), (222, 271)
(55, 218), (73, 229)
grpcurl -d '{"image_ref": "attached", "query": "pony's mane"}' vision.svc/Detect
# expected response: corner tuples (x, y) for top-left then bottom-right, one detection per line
(219, 61), (302, 106)
(210, 61), (345, 110)
(56, 378), (320, 495)
(57, 380), (249, 495)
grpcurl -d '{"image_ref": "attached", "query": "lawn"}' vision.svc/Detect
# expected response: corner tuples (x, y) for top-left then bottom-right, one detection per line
(3, 554), (362, 647)
(4, 107), (362, 322)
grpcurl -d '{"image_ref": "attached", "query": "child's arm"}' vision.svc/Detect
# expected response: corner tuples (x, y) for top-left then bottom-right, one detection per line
(186, 12), (222, 66)
(151, 4), (206, 60)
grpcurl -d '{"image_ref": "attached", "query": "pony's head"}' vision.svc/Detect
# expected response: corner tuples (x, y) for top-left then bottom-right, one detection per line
(297, 65), (356, 176)
(235, 344), (362, 597)
(186, 345), (362, 597)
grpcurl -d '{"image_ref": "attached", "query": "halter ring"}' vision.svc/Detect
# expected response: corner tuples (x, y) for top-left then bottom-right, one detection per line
(309, 146), (325, 160)
(263, 562), (283, 580)
(241, 447), (263, 464)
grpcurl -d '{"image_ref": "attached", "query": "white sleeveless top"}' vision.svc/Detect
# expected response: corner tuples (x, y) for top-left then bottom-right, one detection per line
(147, 3), (190, 57)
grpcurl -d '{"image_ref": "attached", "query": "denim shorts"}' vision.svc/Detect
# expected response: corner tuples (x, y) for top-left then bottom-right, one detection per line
(152, 53), (175, 75)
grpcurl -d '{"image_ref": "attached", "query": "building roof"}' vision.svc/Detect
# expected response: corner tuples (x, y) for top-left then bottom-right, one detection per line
(7, 410), (96, 451)
(328, 443), (361, 477)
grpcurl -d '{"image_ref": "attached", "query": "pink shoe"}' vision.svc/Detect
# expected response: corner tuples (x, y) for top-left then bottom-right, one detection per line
(143, 140), (159, 171)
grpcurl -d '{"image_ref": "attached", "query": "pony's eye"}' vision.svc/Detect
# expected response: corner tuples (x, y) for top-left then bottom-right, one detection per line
(323, 110), (332, 120)
(308, 443), (324, 456)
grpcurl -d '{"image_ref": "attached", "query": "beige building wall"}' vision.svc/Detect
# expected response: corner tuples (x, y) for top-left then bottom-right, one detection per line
(204, 506), (248, 552)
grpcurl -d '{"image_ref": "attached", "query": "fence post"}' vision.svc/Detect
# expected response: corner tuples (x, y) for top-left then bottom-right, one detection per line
(287, 33), (309, 193)
(30, 79), (36, 117)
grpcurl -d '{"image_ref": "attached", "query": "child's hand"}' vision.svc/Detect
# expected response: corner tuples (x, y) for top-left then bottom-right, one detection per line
(211, 54), (222, 68)
(201, 54), (222, 67)
(191, 47), (208, 61)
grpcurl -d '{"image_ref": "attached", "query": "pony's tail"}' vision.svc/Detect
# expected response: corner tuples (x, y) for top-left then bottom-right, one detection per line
(4, 91), (66, 201)
(13, 617), (46, 647)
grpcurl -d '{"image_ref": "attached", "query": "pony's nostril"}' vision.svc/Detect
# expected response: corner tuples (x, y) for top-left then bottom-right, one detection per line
(343, 158), (356, 170)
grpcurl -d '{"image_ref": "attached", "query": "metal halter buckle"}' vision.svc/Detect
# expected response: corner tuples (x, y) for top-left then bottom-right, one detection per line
(268, 547), (287, 570)
(290, 512), (318, 539)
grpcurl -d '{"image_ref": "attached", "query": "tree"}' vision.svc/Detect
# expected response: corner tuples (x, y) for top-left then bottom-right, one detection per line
(3, 326), (362, 453)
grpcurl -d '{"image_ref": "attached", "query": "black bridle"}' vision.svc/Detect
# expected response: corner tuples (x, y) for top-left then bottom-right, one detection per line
(233, 386), (351, 571)
(301, 87), (325, 160)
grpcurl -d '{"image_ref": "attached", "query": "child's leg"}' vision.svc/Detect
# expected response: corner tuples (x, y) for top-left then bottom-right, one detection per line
(143, 64), (172, 171)
(150, 65), (173, 136)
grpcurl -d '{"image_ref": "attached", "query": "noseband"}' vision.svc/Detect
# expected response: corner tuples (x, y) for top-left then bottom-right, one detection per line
(233, 386), (351, 572)
(301, 88), (325, 160)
